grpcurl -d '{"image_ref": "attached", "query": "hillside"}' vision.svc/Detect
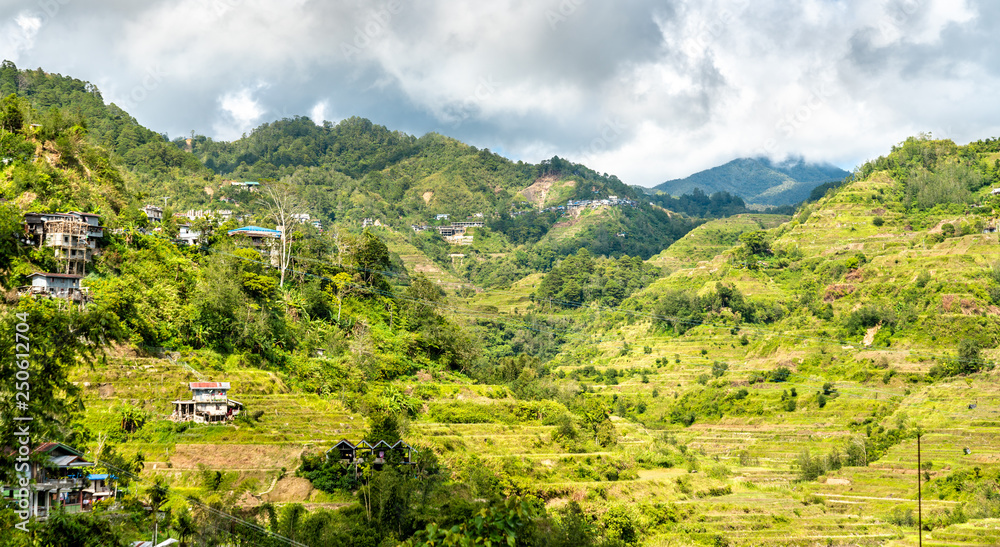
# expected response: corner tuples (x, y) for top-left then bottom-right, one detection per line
(651, 156), (850, 206)
(5, 60), (1000, 547)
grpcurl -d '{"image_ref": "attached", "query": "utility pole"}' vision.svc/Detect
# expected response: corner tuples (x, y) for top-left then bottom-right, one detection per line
(917, 433), (922, 547)
(161, 196), (171, 209)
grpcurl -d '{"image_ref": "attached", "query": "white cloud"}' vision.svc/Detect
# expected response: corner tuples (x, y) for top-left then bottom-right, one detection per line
(214, 86), (266, 141)
(310, 100), (329, 125)
(0, 12), (42, 62)
(4, 0), (997, 186)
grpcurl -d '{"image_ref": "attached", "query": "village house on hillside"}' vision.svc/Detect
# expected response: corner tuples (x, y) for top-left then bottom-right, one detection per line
(18, 272), (90, 303)
(325, 439), (416, 472)
(1, 442), (116, 520)
(22, 211), (104, 276)
(170, 382), (243, 424)
(143, 205), (163, 223)
(227, 226), (281, 266)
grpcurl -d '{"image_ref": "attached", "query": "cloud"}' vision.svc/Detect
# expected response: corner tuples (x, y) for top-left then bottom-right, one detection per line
(0, 11), (42, 62)
(213, 86), (267, 141)
(1, 0), (997, 185)
(310, 101), (330, 125)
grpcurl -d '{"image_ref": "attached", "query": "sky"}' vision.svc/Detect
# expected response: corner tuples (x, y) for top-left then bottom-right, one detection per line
(0, 0), (997, 187)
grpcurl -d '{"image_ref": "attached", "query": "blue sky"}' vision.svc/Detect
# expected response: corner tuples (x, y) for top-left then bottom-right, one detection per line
(1, 0), (997, 186)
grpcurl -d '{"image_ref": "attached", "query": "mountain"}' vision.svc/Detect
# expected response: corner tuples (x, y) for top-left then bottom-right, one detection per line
(650, 156), (850, 206)
(9, 62), (1000, 547)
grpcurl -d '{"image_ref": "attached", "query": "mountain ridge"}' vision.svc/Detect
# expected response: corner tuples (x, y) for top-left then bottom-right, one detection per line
(650, 156), (850, 206)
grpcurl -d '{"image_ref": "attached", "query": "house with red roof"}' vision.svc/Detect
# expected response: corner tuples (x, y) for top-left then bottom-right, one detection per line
(170, 382), (243, 424)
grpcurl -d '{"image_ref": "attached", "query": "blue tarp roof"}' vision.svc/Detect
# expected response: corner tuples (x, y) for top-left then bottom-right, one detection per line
(228, 226), (280, 235)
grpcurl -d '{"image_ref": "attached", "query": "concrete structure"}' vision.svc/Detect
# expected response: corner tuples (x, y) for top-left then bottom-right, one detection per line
(18, 272), (90, 302)
(176, 224), (201, 246)
(143, 205), (163, 223)
(23, 212), (104, 275)
(170, 382), (242, 424)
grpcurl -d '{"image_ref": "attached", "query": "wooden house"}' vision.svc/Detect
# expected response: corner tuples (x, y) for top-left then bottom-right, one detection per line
(19, 272), (90, 303)
(1, 442), (95, 520)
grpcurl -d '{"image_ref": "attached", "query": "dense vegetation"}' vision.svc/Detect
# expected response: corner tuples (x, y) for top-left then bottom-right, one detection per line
(4, 64), (1000, 546)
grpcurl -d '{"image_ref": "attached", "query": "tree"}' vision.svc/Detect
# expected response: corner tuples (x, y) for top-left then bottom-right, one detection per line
(331, 272), (354, 322)
(353, 229), (390, 287)
(738, 230), (771, 257)
(257, 181), (305, 287)
(957, 338), (984, 374)
(0, 93), (26, 132)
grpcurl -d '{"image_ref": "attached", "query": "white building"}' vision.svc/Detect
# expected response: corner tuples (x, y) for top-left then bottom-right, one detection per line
(170, 382), (242, 424)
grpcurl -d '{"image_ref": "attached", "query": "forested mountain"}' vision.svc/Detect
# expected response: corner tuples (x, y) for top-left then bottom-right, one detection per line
(7, 61), (1000, 547)
(651, 156), (850, 206)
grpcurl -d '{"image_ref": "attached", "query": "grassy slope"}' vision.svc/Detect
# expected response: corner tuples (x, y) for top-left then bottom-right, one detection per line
(62, 150), (1000, 546)
(648, 213), (791, 270)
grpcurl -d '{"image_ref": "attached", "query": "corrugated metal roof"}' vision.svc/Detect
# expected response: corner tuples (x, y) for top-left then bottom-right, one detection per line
(28, 272), (83, 279)
(190, 382), (230, 389)
(50, 455), (78, 466)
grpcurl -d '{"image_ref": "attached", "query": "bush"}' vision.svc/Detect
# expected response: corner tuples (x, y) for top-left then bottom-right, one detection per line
(769, 367), (791, 382)
(872, 216), (885, 226)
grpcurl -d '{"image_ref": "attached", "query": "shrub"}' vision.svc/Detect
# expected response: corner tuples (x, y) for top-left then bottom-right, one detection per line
(711, 361), (728, 378)
(872, 216), (885, 226)
(769, 367), (791, 382)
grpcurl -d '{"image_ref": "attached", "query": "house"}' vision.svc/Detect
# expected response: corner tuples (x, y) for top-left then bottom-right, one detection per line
(131, 540), (179, 547)
(434, 214), (450, 221)
(23, 212), (103, 275)
(143, 205), (163, 223)
(227, 226), (281, 266)
(992, 188), (1000, 196)
(361, 218), (382, 228)
(170, 382), (243, 424)
(229, 180), (260, 191)
(291, 213), (311, 223)
(85, 473), (116, 504)
(1, 442), (95, 520)
(18, 272), (90, 302)
(176, 224), (201, 246)
(324, 439), (417, 471)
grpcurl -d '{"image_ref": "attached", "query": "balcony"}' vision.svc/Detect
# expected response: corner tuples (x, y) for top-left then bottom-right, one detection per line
(34, 477), (85, 490)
